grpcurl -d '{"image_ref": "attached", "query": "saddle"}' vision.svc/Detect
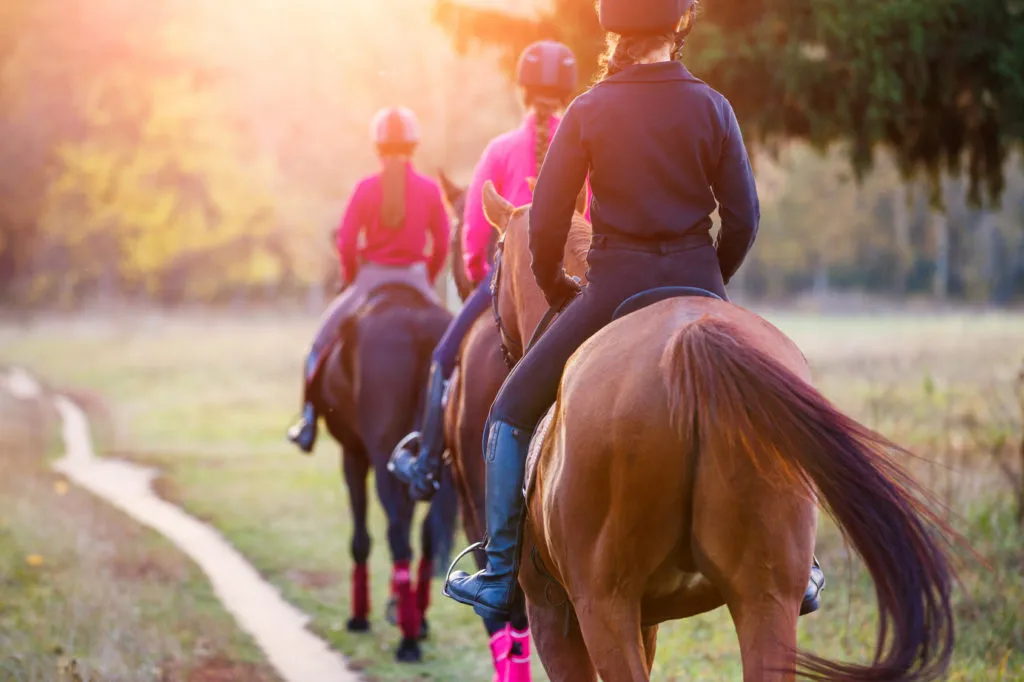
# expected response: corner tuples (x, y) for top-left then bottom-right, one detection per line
(524, 286), (724, 503)
(354, 282), (435, 319)
(612, 285), (722, 321)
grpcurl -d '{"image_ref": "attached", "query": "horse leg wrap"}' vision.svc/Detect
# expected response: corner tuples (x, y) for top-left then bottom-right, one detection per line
(393, 560), (421, 641)
(352, 563), (370, 620)
(489, 624), (512, 682)
(416, 558), (433, 614)
(507, 627), (532, 681)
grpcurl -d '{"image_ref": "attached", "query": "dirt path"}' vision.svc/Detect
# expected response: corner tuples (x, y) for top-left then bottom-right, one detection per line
(3, 367), (360, 682)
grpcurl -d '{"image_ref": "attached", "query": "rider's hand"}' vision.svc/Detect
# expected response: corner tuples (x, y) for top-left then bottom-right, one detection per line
(543, 271), (582, 309)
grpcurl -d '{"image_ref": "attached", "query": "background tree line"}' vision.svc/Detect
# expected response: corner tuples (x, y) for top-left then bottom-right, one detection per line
(1, 0), (1022, 309)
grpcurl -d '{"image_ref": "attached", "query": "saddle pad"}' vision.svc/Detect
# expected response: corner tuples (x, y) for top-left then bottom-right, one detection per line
(524, 406), (556, 502)
(612, 285), (723, 321)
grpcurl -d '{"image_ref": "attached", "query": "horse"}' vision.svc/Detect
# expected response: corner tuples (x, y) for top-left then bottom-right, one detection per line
(436, 171), (537, 680)
(476, 180), (955, 682)
(316, 282), (459, 663)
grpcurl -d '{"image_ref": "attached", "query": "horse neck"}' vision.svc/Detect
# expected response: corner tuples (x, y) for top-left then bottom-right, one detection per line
(504, 212), (591, 348)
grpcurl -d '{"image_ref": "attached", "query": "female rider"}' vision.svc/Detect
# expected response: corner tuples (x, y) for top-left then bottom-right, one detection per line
(288, 107), (450, 453)
(443, 0), (826, 621)
(390, 41), (580, 499)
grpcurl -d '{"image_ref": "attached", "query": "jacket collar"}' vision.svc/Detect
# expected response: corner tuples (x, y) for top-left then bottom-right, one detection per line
(602, 60), (703, 85)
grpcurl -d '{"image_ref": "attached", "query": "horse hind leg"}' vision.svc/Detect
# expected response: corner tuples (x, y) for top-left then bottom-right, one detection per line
(341, 446), (372, 632)
(416, 473), (458, 642)
(373, 450), (422, 662)
(690, 454), (812, 681)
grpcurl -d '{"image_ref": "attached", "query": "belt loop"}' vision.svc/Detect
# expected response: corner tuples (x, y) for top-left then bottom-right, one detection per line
(658, 243), (668, 256)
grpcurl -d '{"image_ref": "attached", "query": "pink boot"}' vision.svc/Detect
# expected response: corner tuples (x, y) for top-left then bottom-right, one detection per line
(507, 627), (532, 682)
(489, 624), (512, 682)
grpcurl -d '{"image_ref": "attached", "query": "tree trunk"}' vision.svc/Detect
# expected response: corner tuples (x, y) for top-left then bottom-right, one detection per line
(931, 209), (950, 301)
(892, 183), (911, 295)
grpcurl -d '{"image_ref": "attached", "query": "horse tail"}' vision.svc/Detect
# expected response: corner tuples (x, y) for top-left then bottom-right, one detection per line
(664, 315), (954, 682)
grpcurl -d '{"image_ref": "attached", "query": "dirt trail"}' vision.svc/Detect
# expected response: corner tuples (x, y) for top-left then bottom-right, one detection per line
(3, 367), (360, 682)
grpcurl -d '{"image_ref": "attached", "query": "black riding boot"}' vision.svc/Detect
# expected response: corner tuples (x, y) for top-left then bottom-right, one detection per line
(801, 557), (825, 615)
(444, 420), (531, 620)
(389, 362), (448, 501)
(287, 350), (320, 454)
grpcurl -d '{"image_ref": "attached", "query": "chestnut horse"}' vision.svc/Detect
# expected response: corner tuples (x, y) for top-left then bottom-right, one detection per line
(478, 182), (954, 682)
(437, 172), (535, 679)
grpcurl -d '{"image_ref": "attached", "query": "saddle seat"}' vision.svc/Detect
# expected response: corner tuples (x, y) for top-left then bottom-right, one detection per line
(524, 286), (725, 501)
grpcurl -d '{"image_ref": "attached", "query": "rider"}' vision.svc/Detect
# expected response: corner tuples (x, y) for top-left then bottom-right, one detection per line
(390, 41), (580, 499)
(444, 0), (826, 619)
(287, 107), (450, 453)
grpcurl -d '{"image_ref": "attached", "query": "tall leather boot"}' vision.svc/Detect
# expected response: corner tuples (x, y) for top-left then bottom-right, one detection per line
(389, 362), (447, 500)
(444, 420), (531, 620)
(287, 349), (320, 454)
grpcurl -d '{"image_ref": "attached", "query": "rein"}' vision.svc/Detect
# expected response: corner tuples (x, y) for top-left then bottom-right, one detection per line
(490, 239), (522, 369)
(490, 238), (575, 369)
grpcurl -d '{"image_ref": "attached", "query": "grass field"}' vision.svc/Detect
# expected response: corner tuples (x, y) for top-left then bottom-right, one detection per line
(1, 308), (1022, 681)
(0, 376), (279, 681)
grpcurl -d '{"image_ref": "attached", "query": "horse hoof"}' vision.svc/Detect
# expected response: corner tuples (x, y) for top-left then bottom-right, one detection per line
(395, 637), (422, 663)
(385, 597), (398, 626)
(418, 618), (429, 641)
(346, 617), (370, 633)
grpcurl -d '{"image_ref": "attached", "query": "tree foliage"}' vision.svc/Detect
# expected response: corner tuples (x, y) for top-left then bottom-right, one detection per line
(436, 0), (1024, 206)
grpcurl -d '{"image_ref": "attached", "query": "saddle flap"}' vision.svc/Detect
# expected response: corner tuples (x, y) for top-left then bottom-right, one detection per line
(612, 286), (722, 321)
(524, 406), (556, 503)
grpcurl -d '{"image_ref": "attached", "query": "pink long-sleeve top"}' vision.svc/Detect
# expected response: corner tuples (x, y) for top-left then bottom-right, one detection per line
(462, 113), (562, 285)
(463, 113), (592, 284)
(336, 163), (450, 284)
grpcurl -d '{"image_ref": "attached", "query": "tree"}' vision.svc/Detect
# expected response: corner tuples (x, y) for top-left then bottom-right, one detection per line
(435, 0), (1024, 207)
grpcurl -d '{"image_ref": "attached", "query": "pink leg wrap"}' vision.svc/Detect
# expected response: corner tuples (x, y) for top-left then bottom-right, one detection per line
(351, 563), (369, 620)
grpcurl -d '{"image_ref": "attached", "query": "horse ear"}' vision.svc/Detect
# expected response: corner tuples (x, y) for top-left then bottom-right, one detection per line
(482, 180), (514, 236)
(526, 177), (537, 195)
(575, 185), (588, 216)
(437, 169), (464, 206)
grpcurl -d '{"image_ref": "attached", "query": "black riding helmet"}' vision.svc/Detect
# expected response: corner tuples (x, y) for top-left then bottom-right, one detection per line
(599, 0), (694, 34)
(516, 40), (579, 103)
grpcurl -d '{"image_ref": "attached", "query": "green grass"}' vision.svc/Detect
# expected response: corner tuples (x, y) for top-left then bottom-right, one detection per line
(0, 388), (278, 682)
(1, 309), (1022, 680)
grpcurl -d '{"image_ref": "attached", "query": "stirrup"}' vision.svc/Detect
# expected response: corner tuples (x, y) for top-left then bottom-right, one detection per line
(441, 540), (486, 599)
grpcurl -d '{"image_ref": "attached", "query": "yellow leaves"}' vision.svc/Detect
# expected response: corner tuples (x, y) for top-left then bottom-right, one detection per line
(25, 554), (44, 567)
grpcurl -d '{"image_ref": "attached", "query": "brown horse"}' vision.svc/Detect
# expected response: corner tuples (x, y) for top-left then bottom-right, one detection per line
(479, 182), (954, 682)
(437, 173), (536, 678)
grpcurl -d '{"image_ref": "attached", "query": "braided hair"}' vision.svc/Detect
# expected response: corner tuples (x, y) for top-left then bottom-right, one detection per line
(378, 143), (415, 229)
(526, 92), (565, 177)
(596, 1), (699, 81)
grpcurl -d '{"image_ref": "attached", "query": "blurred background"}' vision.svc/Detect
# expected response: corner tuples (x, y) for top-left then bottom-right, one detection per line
(1, 0), (1021, 311)
(1, 1), (1022, 681)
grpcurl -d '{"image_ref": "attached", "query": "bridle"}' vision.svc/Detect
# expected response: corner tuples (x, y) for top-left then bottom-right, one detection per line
(490, 238), (522, 369)
(490, 237), (576, 370)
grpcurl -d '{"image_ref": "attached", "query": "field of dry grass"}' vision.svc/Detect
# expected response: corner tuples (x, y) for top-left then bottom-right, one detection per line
(1, 308), (1021, 681)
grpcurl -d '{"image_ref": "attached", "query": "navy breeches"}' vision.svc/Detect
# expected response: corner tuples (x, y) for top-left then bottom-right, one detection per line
(432, 269), (495, 376)
(488, 241), (726, 430)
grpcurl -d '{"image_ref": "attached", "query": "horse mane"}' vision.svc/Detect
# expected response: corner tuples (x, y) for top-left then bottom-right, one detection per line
(564, 214), (593, 273)
(507, 206), (593, 277)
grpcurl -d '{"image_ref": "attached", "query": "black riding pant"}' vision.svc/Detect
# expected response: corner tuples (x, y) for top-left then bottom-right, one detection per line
(488, 237), (727, 431)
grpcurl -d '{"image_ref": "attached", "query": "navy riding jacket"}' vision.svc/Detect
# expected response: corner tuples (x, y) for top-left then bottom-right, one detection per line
(529, 60), (759, 298)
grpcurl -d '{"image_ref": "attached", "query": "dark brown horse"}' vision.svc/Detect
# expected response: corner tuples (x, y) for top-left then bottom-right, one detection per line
(480, 182), (955, 682)
(317, 284), (458, 663)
